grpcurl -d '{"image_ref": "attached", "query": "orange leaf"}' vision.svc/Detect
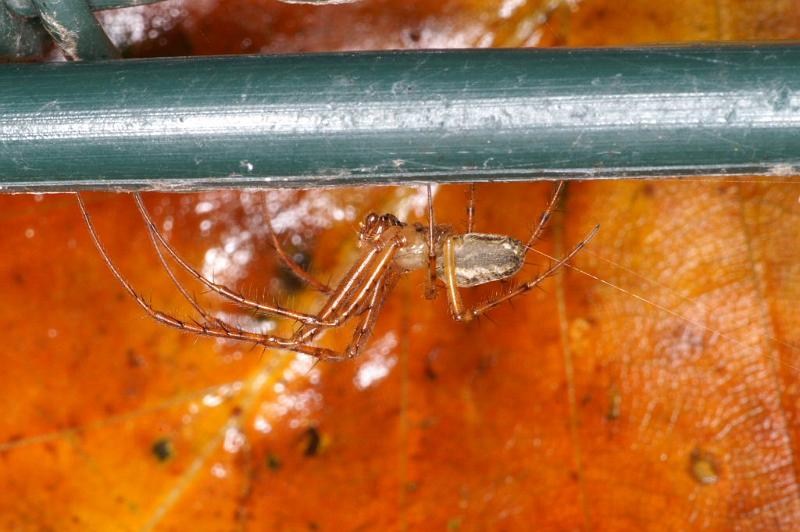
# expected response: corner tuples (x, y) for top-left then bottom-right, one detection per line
(3, 0), (800, 530)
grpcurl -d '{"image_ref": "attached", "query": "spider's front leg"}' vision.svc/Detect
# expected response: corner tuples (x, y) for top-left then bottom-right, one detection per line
(287, 272), (395, 361)
(134, 193), (343, 327)
(78, 193), (358, 361)
(342, 273), (397, 358)
(136, 191), (404, 358)
(290, 229), (405, 346)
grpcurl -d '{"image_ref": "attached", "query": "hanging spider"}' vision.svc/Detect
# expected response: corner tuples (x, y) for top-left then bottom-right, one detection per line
(76, 183), (598, 361)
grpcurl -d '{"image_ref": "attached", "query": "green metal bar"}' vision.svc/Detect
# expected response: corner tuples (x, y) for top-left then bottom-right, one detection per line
(29, 0), (117, 60)
(1, 46), (799, 192)
(4, 0), (342, 17)
(4, 0), (163, 18)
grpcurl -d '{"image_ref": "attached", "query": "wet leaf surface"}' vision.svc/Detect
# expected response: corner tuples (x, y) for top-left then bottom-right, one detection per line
(4, 0), (800, 530)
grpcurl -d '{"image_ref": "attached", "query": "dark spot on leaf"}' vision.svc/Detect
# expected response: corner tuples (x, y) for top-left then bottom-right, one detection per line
(267, 452), (282, 471)
(302, 427), (321, 457)
(689, 447), (720, 485)
(152, 438), (174, 462)
(126, 349), (145, 369)
(425, 349), (440, 380)
(276, 248), (315, 294)
(4, 433), (23, 444)
(606, 386), (621, 420)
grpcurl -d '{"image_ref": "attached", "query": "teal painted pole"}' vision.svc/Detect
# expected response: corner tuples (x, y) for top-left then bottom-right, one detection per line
(1, 46), (799, 192)
(0, 1), (48, 57)
(4, 0), (163, 17)
(28, 0), (117, 59)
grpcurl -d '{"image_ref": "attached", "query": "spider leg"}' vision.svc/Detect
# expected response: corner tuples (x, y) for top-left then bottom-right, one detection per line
(343, 273), (397, 358)
(424, 183), (437, 300)
(294, 265), (385, 351)
(291, 233), (403, 345)
(443, 225), (599, 322)
(77, 193), (346, 360)
(138, 192), (406, 344)
(140, 205), (235, 332)
(466, 183), (476, 233)
(264, 213), (332, 294)
(525, 180), (565, 249)
(134, 193), (341, 327)
(280, 275), (391, 360)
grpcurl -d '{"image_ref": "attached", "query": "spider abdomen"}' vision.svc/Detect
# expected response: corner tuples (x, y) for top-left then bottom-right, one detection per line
(437, 233), (525, 288)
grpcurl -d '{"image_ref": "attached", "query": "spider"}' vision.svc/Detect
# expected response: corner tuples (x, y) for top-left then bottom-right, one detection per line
(76, 183), (598, 361)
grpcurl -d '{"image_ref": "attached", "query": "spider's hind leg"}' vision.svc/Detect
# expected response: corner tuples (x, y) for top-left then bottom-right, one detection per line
(525, 180), (565, 250)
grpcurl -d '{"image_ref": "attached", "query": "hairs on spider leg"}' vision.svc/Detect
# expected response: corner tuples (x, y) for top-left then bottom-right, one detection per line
(521, 241), (556, 253)
(259, 345), (269, 362)
(498, 278), (513, 294)
(306, 357), (323, 374)
(505, 295), (517, 312)
(479, 312), (498, 327)
(141, 217), (224, 332)
(525, 218), (556, 242)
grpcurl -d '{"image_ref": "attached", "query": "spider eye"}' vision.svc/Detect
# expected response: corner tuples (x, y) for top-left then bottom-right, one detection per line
(359, 213), (381, 242)
(362, 213), (378, 229)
